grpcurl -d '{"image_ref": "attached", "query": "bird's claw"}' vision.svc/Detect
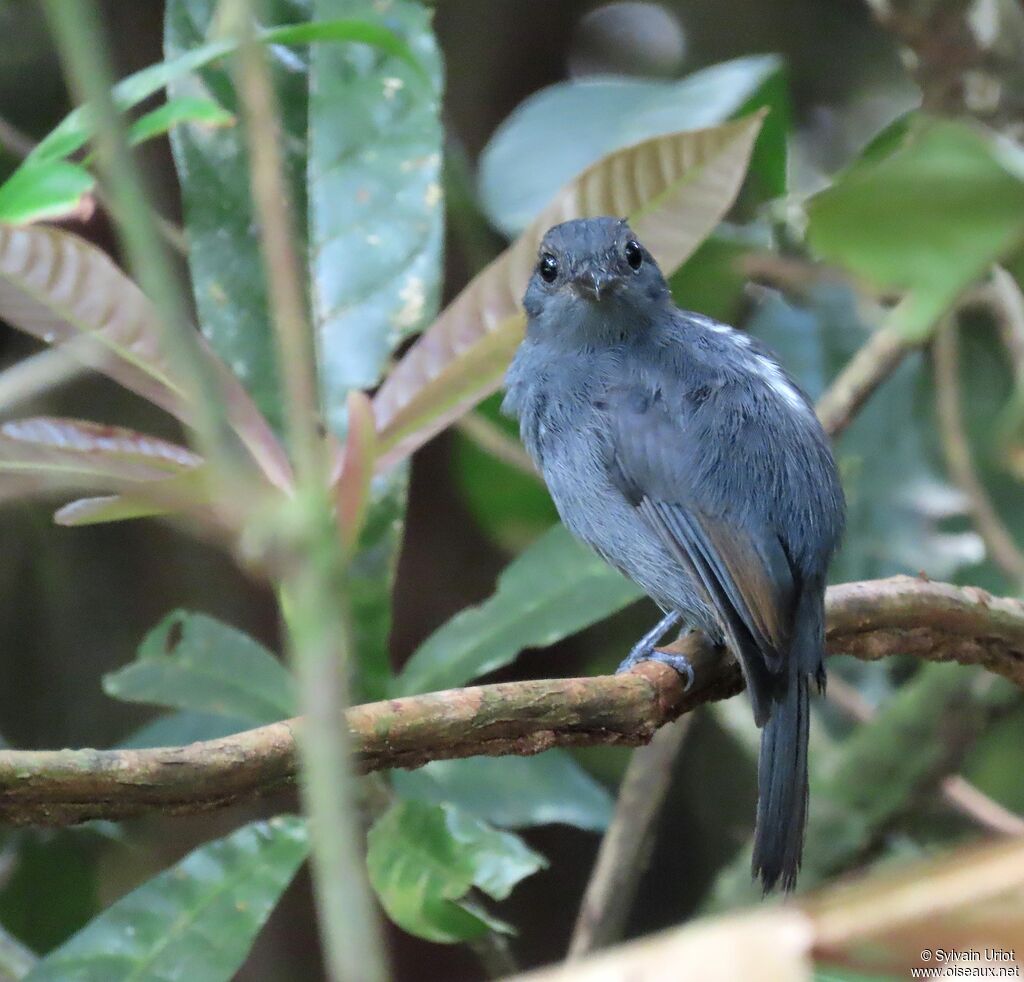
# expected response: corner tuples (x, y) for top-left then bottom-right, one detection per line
(616, 647), (695, 689)
(615, 610), (694, 689)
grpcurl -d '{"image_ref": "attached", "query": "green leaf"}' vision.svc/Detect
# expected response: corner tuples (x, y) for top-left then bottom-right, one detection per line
(373, 113), (765, 472)
(103, 610), (296, 725)
(0, 16), (421, 226)
(395, 523), (641, 696)
(27, 18), (421, 167)
(309, 0), (444, 431)
(807, 116), (1024, 340)
(166, 0), (305, 435)
(393, 749), (614, 831)
(366, 801), (546, 943)
(478, 55), (781, 236)
(127, 95), (234, 147)
(167, 3), (429, 433)
(25, 817), (309, 982)
(117, 710), (255, 749)
(0, 160), (94, 225)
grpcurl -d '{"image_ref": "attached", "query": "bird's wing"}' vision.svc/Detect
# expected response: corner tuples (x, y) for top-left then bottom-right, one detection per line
(602, 381), (797, 725)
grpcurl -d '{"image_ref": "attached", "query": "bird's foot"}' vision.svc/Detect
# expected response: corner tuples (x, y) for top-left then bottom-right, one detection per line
(615, 611), (694, 690)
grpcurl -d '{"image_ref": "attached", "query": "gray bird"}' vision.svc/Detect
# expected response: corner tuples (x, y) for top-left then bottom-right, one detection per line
(503, 217), (845, 892)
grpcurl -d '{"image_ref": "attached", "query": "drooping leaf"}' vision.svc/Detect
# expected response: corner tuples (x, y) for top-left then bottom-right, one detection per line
(52, 491), (194, 527)
(0, 160), (95, 225)
(0, 223), (188, 418)
(366, 801), (546, 944)
(0, 222), (291, 491)
(478, 56), (781, 236)
(395, 523), (641, 696)
(393, 750), (614, 831)
(308, 0), (445, 695)
(25, 817), (309, 982)
(103, 610), (295, 725)
(309, 0), (444, 432)
(0, 417), (208, 513)
(373, 113), (765, 472)
(807, 116), (1024, 340)
(126, 95), (235, 147)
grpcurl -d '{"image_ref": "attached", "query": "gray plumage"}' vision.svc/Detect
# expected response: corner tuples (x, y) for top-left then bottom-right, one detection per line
(503, 217), (845, 892)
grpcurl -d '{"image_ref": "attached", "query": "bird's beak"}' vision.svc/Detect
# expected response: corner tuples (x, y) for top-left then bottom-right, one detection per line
(572, 268), (618, 302)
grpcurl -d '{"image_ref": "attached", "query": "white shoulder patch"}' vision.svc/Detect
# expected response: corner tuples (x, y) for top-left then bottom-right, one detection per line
(753, 354), (806, 411)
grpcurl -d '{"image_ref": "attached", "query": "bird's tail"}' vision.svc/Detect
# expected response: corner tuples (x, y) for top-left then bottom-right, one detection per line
(751, 591), (822, 893)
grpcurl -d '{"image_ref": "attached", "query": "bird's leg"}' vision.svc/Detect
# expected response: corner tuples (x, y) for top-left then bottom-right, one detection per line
(616, 610), (694, 689)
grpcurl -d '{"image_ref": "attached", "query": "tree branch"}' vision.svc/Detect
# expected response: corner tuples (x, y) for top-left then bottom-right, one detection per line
(0, 576), (1022, 827)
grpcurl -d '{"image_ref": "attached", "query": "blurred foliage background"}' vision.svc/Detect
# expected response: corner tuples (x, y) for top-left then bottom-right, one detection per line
(1, 0), (1023, 979)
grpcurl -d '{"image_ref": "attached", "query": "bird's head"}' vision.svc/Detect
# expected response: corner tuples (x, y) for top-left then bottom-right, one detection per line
(523, 218), (671, 338)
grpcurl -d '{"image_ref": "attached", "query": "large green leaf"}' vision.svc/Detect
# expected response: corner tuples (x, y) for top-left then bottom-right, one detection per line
(478, 56), (781, 236)
(395, 523), (641, 696)
(366, 801), (546, 944)
(166, 0), (307, 435)
(807, 116), (1024, 340)
(372, 113), (764, 472)
(25, 817), (309, 982)
(308, 1), (444, 697)
(393, 750), (614, 831)
(166, 3), (427, 433)
(309, 0), (443, 431)
(103, 610), (296, 725)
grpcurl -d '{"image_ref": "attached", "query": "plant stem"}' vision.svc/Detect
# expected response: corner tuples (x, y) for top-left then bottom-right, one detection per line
(281, 510), (390, 982)
(229, 2), (322, 482)
(226, 3), (387, 979)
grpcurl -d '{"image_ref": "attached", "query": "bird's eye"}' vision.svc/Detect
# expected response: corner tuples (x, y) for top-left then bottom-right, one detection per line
(624, 240), (643, 271)
(538, 252), (559, 283)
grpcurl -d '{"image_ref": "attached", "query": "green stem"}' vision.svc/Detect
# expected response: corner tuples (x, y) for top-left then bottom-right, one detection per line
(281, 500), (389, 982)
(225, 2), (387, 978)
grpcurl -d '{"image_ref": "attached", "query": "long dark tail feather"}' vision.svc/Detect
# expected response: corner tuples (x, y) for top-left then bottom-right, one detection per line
(751, 668), (809, 893)
(751, 588), (823, 894)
